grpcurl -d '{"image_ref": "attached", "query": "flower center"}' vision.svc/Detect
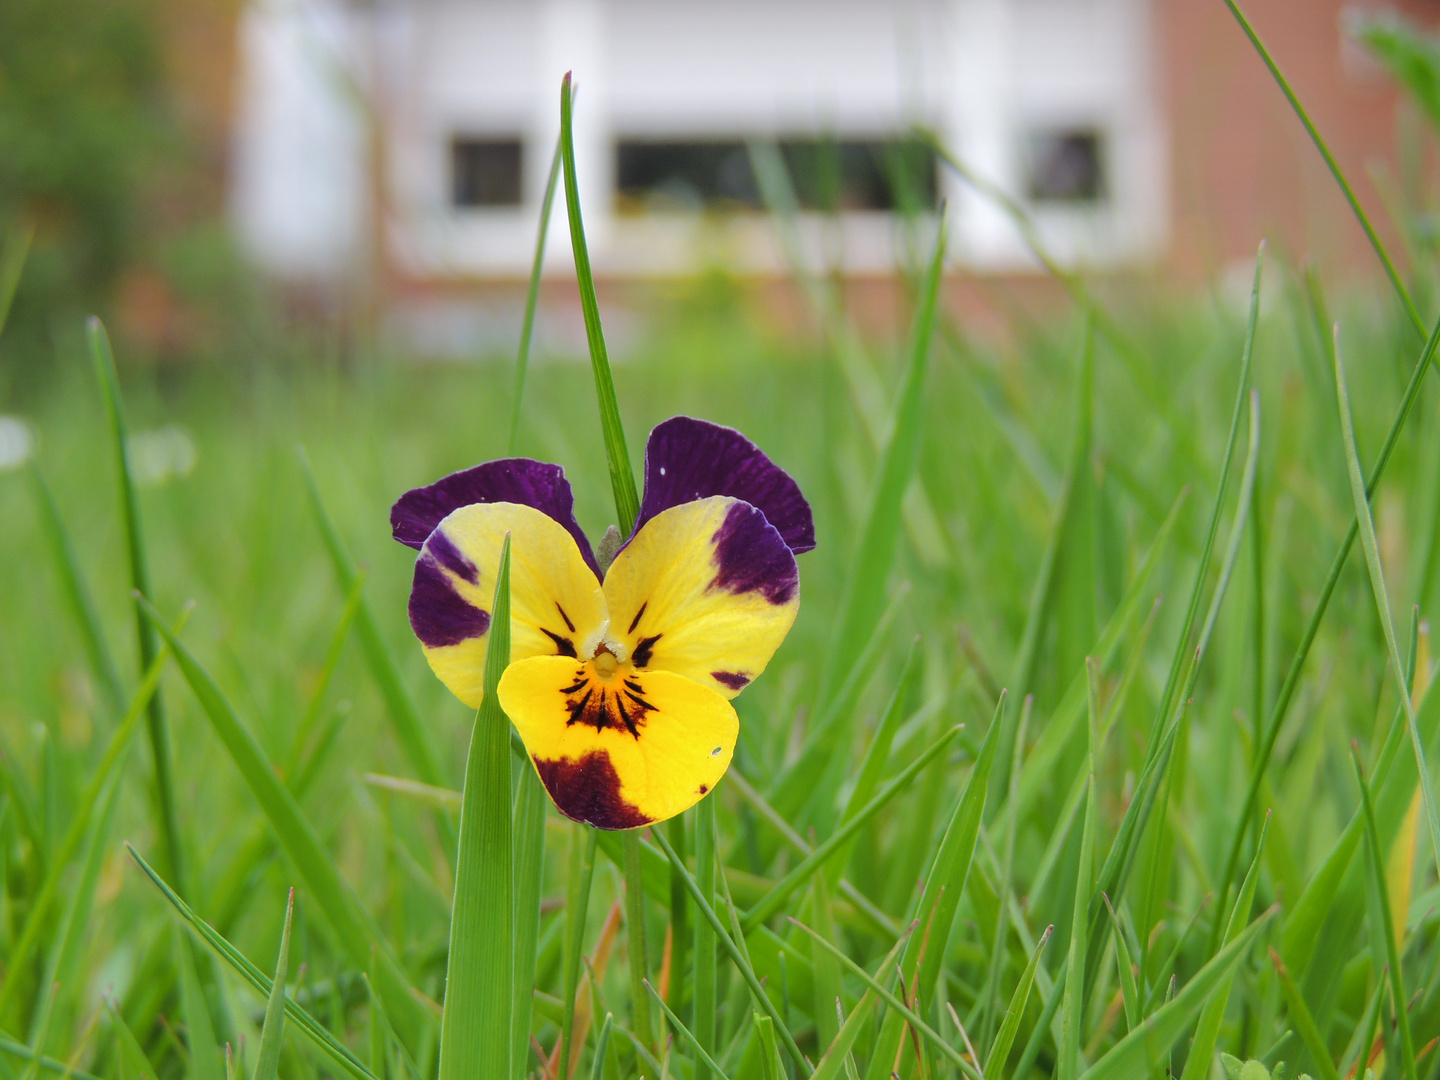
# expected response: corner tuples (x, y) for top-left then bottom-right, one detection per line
(592, 643), (620, 679)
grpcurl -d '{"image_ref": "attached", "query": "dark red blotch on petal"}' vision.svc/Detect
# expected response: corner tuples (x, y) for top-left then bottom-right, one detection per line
(391, 457), (601, 578)
(532, 752), (653, 830)
(635, 417), (815, 554)
(409, 555), (491, 648)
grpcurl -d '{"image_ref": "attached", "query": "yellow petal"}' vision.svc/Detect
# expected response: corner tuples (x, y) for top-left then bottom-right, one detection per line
(498, 655), (738, 829)
(409, 502), (607, 709)
(603, 496), (799, 699)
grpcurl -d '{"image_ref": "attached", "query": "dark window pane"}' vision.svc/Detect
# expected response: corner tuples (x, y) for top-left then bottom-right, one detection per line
(615, 137), (937, 213)
(452, 137), (523, 207)
(1026, 129), (1106, 204)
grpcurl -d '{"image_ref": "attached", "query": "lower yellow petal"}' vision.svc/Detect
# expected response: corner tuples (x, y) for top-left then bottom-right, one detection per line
(497, 655), (737, 829)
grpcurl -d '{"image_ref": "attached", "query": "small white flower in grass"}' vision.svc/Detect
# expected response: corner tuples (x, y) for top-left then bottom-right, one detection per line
(0, 416), (35, 471)
(127, 424), (197, 487)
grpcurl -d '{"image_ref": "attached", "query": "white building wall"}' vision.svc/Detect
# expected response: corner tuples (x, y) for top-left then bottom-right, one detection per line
(232, 0), (1167, 280)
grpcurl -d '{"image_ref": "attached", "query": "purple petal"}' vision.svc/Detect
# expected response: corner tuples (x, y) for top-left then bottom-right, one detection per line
(409, 554), (491, 648)
(391, 458), (600, 577)
(711, 500), (799, 606)
(635, 417), (815, 554)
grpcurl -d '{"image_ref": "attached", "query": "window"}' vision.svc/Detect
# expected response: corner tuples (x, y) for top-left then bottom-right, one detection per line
(452, 137), (523, 208)
(1025, 129), (1106, 205)
(614, 137), (938, 213)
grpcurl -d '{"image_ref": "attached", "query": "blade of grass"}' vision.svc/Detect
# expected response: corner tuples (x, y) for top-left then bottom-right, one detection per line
(1059, 662), (1102, 1080)
(818, 209), (946, 704)
(1101, 898), (1139, 1035)
(1076, 907), (1278, 1080)
(560, 824), (599, 1080)
(439, 535), (513, 1080)
(755, 1013), (782, 1080)
(104, 997), (154, 1080)
(134, 596), (433, 1055)
(1179, 814), (1270, 1080)
(27, 465), (125, 717)
(588, 1012), (613, 1080)
(296, 448), (445, 792)
(0, 222), (33, 335)
(558, 71), (638, 532)
(512, 764), (548, 1074)
(90, 315), (184, 890)
(1223, 0), (1425, 337)
(1267, 948), (1342, 1080)
(19, 983), (56, 1080)
(812, 933), (912, 1080)
(984, 925), (1054, 1079)
(126, 845), (378, 1080)
(1334, 329), (1440, 882)
(742, 722), (965, 933)
(650, 827), (809, 1074)
(177, 925), (225, 1080)
(645, 982), (731, 1080)
(253, 890), (294, 1080)
(622, 831), (655, 1053)
(694, 794), (717, 1080)
(0, 1036), (103, 1080)
(508, 132), (564, 454)
(1351, 744), (1419, 1080)
(980, 694), (1030, 1052)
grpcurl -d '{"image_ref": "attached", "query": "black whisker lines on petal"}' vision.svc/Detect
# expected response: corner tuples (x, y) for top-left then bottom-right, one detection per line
(541, 627), (578, 657)
(632, 633), (662, 667)
(555, 602), (576, 632)
(627, 601), (648, 634)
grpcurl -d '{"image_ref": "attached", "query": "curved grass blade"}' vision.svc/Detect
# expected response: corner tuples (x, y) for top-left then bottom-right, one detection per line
(650, 827), (808, 1075)
(253, 889), (294, 1080)
(1179, 814), (1270, 1080)
(1223, 0), (1424, 336)
(177, 925), (225, 1080)
(558, 71), (639, 533)
(645, 981), (731, 1080)
(812, 932), (911, 1080)
(439, 535), (513, 1080)
(790, 919), (981, 1080)
(984, 924), (1053, 1079)
(1351, 745), (1419, 1080)
(104, 996), (154, 1080)
(1267, 948), (1342, 1080)
(1334, 331), (1440, 884)
(0, 1036), (103, 1080)
(588, 1012), (613, 1080)
(509, 132), (564, 455)
(19, 982), (57, 1080)
(818, 209), (946, 704)
(296, 448), (445, 792)
(28, 465), (125, 717)
(742, 723), (964, 933)
(134, 596), (433, 1054)
(90, 316), (184, 889)
(125, 845), (378, 1080)
(1076, 906), (1278, 1080)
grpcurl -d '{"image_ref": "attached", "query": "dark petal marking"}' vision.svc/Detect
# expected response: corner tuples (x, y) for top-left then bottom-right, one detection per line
(391, 457), (602, 578)
(425, 528), (479, 584)
(698, 784), (709, 795)
(532, 752), (653, 830)
(541, 628), (578, 658)
(634, 416), (815, 554)
(409, 556), (490, 648)
(711, 670), (751, 690)
(627, 601), (648, 634)
(556, 603), (576, 632)
(632, 634), (663, 668)
(567, 688), (595, 728)
(710, 501), (799, 606)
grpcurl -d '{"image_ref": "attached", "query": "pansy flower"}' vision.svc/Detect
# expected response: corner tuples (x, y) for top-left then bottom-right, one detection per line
(392, 417), (814, 830)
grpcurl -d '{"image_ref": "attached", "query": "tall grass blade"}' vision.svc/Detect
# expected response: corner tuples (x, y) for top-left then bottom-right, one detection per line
(439, 535), (513, 1080)
(819, 210), (946, 704)
(0, 1037), (103, 1080)
(621, 832), (654, 1052)
(126, 845), (378, 1080)
(508, 133), (563, 455)
(558, 72), (639, 533)
(1351, 745), (1419, 1080)
(90, 315), (184, 889)
(1101, 897), (1139, 1034)
(296, 448), (445, 790)
(1266, 948), (1342, 1080)
(645, 982), (731, 1080)
(134, 596), (432, 1054)
(1333, 330), (1440, 879)
(19, 982), (56, 1080)
(694, 795), (718, 1080)
(27, 465), (125, 717)
(0, 222), (33, 336)
(1223, 0), (1425, 336)
(177, 926), (225, 1080)
(1058, 663), (1101, 1080)
(104, 997), (155, 1080)
(811, 934), (911, 1080)
(1179, 815), (1269, 1080)
(512, 765), (548, 1074)
(1076, 907), (1278, 1080)
(984, 924), (1053, 1079)
(560, 824), (599, 1080)
(253, 889), (294, 1080)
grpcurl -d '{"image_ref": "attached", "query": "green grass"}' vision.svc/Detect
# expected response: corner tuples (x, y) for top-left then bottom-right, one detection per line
(6, 56), (1440, 1080)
